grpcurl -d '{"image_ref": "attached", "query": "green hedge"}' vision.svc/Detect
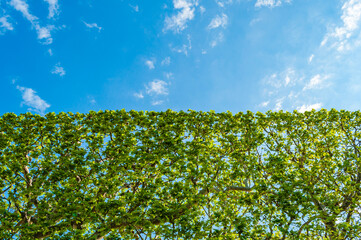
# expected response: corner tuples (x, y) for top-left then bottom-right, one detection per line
(1, 109), (360, 239)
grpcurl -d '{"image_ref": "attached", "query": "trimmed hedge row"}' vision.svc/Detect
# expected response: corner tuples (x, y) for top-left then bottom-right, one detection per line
(0, 109), (360, 239)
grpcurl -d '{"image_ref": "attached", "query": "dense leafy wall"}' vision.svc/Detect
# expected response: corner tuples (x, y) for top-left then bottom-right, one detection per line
(0, 109), (360, 239)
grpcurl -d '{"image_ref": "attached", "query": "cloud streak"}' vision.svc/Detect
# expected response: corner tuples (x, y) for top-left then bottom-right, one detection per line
(9, 0), (54, 44)
(303, 74), (329, 91)
(43, 0), (59, 19)
(83, 21), (102, 32)
(16, 85), (50, 114)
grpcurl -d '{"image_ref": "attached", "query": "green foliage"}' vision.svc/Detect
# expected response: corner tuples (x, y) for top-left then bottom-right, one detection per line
(0, 109), (361, 239)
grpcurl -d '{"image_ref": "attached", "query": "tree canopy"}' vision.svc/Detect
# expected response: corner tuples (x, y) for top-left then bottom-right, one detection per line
(1, 109), (360, 239)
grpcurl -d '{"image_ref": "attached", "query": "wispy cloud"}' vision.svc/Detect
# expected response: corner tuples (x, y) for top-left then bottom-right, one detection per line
(129, 4), (139, 12)
(171, 34), (192, 55)
(16, 85), (50, 114)
(146, 79), (169, 95)
(210, 32), (224, 47)
(308, 54), (314, 63)
(88, 96), (96, 104)
(264, 68), (298, 88)
(297, 103), (322, 113)
(135, 79), (169, 105)
(208, 13), (228, 29)
(134, 92), (144, 99)
(83, 21), (102, 32)
(151, 100), (164, 105)
(9, 0), (37, 22)
(43, 0), (59, 19)
(164, 72), (173, 79)
(250, 17), (262, 26)
(9, 0), (54, 44)
(145, 60), (155, 69)
(161, 57), (171, 66)
(303, 74), (330, 90)
(0, 15), (14, 34)
(199, 6), (206, 14)
(321, 0), (361, 52)
(260, 101), (270, 107)
(51, 63), (66, 76)
(255, 0), (291, 8)
(274, 98), (284, 111)
(215, 0), (233, 8)
(259, 66), (331, 112)
(164, 0), (198, 33)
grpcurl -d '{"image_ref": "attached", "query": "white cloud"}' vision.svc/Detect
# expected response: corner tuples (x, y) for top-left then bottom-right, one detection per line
(10, 0), (54, 44)
(265, 68), (297, 88)
(134, 92), (144, 99)
(16, 85), (50, 114)
(210, 32), (224, 47)
(297, 103), (322, 113)
(322, 0), (361, 51)
(308, 54), (314, 63)
(255, 0), (291, 8)
(303, 74), (329, 90)
(146, 80), (169, 95)
(274, 98), (284, 111)
(87, 96), (96, 104)
(215, 0), (233, 8)
(259, 66), (331, 112)
(164, 72), (173, 79)
(83, 21), (102, 32)
(129, 4), (139, 12)
(51, 63), (66, 76)
(250, 17), (262, 26)
(260, 101), (269, 107)
(145, 60), (155, 69)
(287, 91), (299, 99)
(284, 75), (291, 86)
(36, 25), (54, 43)
(48, 48), (53, 56)
(164, 0), (198, 33)
(152, 100), (164, 105)
(43, 0), (59, 19)
(208, 13), (228, 29)
(0, 15), (14, 34)
(161, 57), (171, 66)
(199, 6), (206, 14)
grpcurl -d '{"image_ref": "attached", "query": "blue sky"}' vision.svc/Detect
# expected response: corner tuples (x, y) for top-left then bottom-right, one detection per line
(1, 0), (361, 115)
